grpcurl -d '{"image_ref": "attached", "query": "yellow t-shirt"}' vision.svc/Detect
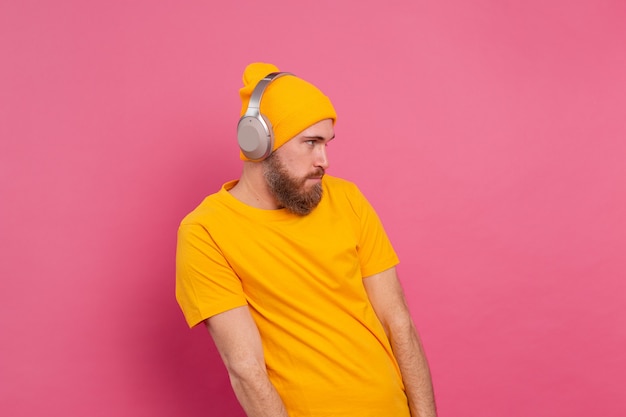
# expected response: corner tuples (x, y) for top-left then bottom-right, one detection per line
(176, 175), (410, 417)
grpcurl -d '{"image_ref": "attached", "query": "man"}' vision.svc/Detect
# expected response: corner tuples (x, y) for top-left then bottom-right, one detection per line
(176, 62), (437, 417)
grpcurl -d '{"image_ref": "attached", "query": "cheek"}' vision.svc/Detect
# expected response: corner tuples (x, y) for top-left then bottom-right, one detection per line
(282, 157), (309, 177)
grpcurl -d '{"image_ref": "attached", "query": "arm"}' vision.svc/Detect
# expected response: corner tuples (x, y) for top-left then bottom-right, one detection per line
(363, 267), (437, 417)
(206, 306), (289, 417)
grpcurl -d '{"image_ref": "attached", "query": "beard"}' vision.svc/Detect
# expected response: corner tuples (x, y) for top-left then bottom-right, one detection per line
(263, 153), (324, 216)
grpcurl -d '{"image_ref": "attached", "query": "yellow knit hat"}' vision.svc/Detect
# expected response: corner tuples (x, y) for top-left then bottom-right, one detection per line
(238, 62), (337, 161)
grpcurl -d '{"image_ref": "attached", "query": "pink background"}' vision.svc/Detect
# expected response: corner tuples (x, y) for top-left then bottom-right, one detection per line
(1, 1), (625, 416)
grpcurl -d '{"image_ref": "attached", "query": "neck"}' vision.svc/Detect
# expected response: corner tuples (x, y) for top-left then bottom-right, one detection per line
(229, 162), (281, 210)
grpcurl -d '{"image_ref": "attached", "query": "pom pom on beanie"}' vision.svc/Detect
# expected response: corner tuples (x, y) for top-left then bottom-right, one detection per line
(238, 62), (337, 161)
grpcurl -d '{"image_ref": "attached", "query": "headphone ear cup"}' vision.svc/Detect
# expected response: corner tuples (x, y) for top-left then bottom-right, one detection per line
(237, 113), (274, 161)
(237, 72), (290, 161)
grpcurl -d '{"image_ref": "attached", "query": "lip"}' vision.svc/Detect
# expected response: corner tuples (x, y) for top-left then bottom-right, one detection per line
(305, 176), (323, 186)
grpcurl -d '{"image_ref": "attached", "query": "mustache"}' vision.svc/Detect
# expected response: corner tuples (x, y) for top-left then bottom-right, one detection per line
(307, 168), (325, 179)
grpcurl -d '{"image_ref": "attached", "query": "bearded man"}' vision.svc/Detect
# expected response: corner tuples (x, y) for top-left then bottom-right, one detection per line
(175, 62), (437, 417)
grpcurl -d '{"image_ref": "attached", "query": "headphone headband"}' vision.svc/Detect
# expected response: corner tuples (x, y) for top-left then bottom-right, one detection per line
(245, 72), (292, 114)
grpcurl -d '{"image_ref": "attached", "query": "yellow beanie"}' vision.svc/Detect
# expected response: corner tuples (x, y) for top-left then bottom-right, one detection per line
(238, 62), (337, 161)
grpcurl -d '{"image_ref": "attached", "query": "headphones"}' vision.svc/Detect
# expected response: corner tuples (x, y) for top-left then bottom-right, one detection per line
(237, 72), (292, 161)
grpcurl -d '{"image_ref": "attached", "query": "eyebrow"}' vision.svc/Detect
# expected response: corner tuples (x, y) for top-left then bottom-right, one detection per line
(304, 135), (335, 142)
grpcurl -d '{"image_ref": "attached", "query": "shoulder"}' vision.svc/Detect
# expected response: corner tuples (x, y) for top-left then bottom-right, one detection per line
(179, 181), (237, 228)
(321, 175), (370, 215)
(323, 175), (361, 195)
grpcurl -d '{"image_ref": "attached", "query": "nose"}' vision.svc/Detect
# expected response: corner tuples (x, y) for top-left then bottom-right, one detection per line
(315, 144), (330, 170)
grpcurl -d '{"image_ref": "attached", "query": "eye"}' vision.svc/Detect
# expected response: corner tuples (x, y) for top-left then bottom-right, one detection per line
(305, 140), (315, 146)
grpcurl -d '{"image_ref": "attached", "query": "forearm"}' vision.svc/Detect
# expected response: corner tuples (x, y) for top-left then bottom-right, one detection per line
(389, 320), (437, 417)
(228, 366), (289, 417)
(362, 268), (437, 416)
(205, 308), (289, 417)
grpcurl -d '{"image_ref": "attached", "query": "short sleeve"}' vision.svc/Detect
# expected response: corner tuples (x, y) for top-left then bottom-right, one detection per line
(347, 184), (400, 278)
(175, 223), (248, 327)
